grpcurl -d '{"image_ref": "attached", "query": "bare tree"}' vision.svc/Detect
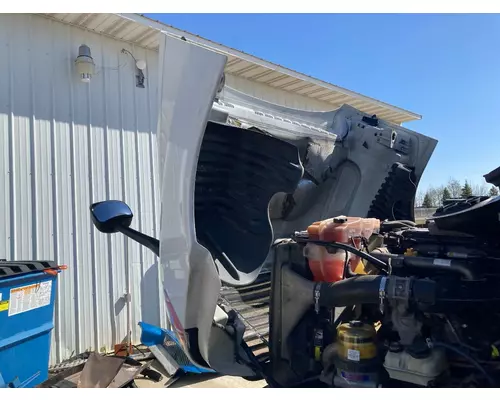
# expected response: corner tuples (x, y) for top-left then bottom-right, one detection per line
(412, 178), (493, 209)
(471, 182), (489, 196)
(447, 177), (462, 198)
(426, 185), (445, 207)
(415, 190), (425, 207)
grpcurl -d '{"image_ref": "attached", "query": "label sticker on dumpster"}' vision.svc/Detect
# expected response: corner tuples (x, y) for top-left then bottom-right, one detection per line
(0, 300), (8, 312)
(8, 281), (52, 317)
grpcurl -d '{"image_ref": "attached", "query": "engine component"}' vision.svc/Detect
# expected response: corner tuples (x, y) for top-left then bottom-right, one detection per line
(316, 275), (437, 310)
(303, 216), (380, 282)
(303, 244), (347, 283)
(384, 224), (489, 259)
(383, 348), (447, 387)
(390, 306), (423, 347)
(268, 217), (500, 388)
(372, 252), (478, 280)
(432, 195), (500, 237)
(435, 196), (490, 217)
(333, 321), (379, 388)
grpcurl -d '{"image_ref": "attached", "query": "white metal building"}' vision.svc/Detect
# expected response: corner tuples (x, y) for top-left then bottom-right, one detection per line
(0, 13), (421, 365)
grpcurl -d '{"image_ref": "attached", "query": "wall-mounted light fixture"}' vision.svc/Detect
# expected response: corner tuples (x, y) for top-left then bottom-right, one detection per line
(75, 44), (95, 83)
(121, 49), (146, 89)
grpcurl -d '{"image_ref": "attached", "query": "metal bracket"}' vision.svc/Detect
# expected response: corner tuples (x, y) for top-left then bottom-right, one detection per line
(314, 283), (321, 314)
(378, 276), (388, 314)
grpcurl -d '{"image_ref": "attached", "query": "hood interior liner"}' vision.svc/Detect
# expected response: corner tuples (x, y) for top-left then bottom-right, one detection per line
(195, 121), (303, 285)
(368, 162), (417, 221)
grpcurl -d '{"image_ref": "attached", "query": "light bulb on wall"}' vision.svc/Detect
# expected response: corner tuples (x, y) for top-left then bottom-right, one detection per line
(121, 49), (146, 89)
(135, 60), (147, 71)
(75, 44), (95, 83)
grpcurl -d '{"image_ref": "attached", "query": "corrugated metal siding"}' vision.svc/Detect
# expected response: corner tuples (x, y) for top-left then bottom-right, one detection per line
(0, 14), (167, 365)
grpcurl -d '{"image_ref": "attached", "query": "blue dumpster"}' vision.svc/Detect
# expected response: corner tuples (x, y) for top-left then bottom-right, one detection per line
(0, 261), (63, 388)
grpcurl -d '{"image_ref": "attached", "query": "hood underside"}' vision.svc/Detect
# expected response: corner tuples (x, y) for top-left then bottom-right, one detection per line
(156, 34), (437, 373)
(195, 121), (304, 285)
(195, 97), (437, 286)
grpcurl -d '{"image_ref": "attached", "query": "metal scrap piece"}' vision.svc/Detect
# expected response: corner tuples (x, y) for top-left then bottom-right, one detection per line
(77, 353), (125, 388)
(108, 360), (154, 388)
(37, 364), (86, 388)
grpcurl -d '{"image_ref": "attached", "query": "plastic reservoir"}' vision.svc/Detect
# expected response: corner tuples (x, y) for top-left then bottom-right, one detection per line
(304, 216), (380, 282)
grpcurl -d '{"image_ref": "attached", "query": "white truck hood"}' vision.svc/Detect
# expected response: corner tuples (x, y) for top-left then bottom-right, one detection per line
(156, 35), (437, 374)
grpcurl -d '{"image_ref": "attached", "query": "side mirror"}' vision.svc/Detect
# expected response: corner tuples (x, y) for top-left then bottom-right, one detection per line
(90, 200), (133, 233)
(90, 200), (159, 256)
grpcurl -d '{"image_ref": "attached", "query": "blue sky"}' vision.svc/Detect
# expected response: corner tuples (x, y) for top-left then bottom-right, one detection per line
(146, 14), (500, 192)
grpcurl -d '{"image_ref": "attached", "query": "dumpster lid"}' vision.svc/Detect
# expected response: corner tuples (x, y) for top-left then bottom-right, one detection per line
(0, 261), (59, 279)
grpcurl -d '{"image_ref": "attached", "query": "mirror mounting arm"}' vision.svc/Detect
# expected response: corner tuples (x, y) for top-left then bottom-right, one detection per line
(118, 225), (160, 257)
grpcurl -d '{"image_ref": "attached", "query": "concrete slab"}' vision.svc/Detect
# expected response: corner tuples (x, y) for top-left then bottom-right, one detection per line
(136, 374), (266, 388)
(133, 360), (266, 388)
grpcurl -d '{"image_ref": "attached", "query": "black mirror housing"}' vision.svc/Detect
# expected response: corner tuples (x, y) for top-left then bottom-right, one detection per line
(90, 200), (133, 233)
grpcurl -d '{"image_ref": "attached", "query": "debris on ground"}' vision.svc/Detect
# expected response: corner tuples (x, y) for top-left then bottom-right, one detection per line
(38, 322), (216, 388)
(38, 352), (158, 388)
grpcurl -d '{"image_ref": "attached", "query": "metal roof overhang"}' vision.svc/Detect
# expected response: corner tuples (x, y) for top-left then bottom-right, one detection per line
(39, 13), (421, 125)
